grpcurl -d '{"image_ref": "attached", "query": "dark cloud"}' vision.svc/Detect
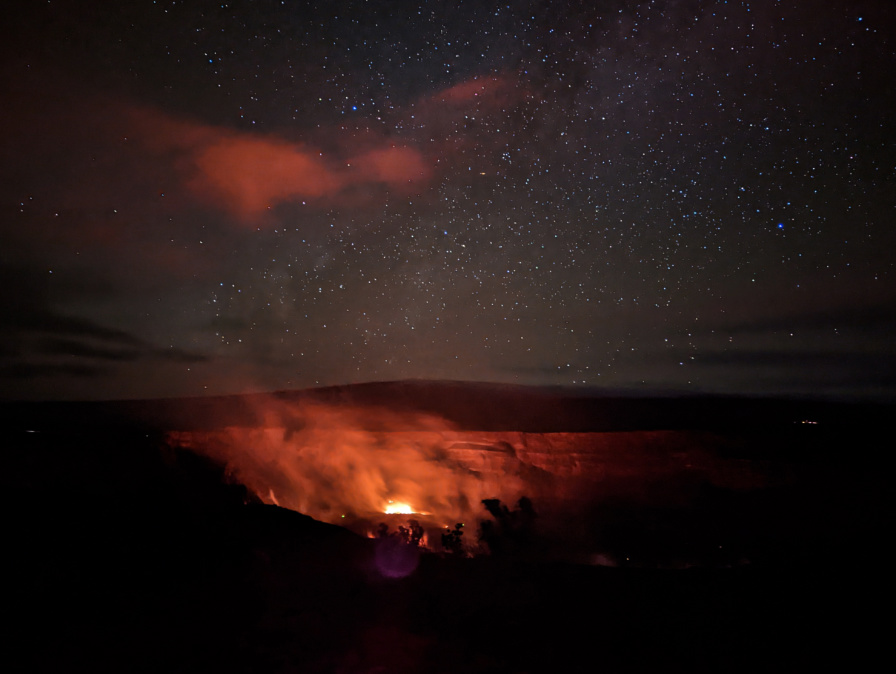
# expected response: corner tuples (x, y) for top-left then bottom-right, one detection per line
(0, 267), (208, 397)
(723, 301), (896, 336)
(0, 361), (107, 380)
(696, 349), (893, 373)
(38, 337), (142, 362)
(12, 313), (145, 347)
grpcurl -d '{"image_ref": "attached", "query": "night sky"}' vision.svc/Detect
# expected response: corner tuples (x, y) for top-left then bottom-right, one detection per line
(2, 0), (894, 402)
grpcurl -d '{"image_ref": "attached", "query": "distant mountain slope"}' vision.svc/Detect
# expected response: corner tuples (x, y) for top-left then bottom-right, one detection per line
(1, 379), (891, 436)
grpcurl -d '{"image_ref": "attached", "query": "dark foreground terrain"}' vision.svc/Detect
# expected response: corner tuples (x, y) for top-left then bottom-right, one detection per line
(4, 382), (889, 672)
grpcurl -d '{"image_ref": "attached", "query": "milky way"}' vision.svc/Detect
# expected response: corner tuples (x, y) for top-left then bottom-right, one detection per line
(1, 1), (894, 400)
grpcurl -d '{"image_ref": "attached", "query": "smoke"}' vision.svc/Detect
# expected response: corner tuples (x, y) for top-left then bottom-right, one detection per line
(174, 396), (521, 530)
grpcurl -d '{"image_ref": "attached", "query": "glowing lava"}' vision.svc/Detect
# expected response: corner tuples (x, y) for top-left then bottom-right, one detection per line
(384, 500), (415, 515)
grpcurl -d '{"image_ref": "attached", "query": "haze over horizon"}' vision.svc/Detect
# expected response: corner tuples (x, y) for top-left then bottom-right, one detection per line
(2, 1), (894, 402)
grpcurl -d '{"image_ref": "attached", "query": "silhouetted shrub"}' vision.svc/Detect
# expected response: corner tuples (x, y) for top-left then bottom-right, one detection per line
(477, 497), (538, 557)
(376, 519), (425, 547)
(397, 519), (425, 547)
(441, 523), (465, 556)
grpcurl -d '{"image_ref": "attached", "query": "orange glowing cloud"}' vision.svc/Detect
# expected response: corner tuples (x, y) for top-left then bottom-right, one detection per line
(415, 73), (526, 175)
(123, 106), (433, 222)
(189, 135), (344, 219)
(3, 72), (525, 232)
(354, 146), (432, 185)
(117, 74), (532, 222)
(188, 134), (431, 220)
(116, 74), (529, 222)
(435, 76), (513, 105)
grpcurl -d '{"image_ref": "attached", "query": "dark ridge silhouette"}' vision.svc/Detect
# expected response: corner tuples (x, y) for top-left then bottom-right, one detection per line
(1, 378), (892, 435)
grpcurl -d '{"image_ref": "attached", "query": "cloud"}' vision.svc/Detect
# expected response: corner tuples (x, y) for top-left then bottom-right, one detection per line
(187, 136), (432, 220)
(4, 71), (515, 228)
(39, 337), (142, 362)
(0, 362), (107, 380)
(431, 75), (516, 107)
(721, 301), (896, 336)
(13, 312), (145, 347)
(354, 146), (431, 185)
(34, 336), (204, 365)
(121, 74), (524, 222)
(188, 135), (343, 219)
(0, 268), (208, 392)
(1, 314), (208, 381)
(123, 106), (433, 222)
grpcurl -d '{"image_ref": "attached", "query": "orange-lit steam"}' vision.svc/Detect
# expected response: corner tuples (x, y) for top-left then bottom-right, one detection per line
(167, 397), (524, 531)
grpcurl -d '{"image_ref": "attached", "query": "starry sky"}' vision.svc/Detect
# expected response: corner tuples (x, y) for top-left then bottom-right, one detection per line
(1, 0), (894, 402)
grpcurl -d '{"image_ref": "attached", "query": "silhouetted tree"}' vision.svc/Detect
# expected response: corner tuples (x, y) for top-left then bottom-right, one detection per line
(477, 497), (538, 557)
(378, 519), (425, 547)
(397, 519), (425, 547)
(482, 498), (510, 523)
(441, 523), (465, 556)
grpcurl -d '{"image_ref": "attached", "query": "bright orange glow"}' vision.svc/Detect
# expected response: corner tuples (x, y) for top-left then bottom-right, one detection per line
(384, 501), (414, 515)
(162, 397), (776, 550)
(164, 397), (526, 531)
